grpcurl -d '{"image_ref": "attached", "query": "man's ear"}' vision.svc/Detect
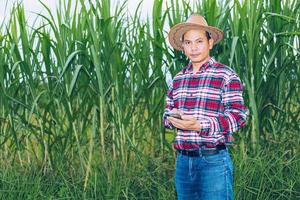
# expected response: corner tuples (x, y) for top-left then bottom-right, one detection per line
(209, 38), (214, 50)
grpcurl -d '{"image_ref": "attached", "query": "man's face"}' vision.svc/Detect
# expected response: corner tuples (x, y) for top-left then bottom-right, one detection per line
(182, 29), (214, 64)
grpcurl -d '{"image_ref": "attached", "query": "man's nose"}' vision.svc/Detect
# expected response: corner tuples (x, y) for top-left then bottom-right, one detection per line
(191, 42), (199, 50)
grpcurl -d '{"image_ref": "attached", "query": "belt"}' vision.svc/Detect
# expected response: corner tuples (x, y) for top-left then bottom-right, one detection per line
(176, 145), (226, 157)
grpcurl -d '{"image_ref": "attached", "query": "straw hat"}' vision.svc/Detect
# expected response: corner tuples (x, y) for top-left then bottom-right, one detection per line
(168, 14), (224, 51)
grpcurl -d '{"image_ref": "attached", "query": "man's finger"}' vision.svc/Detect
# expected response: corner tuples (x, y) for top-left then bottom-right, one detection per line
(168, 117), (185, 127)
(181, 115), (196, 121)
(171, 108), (179, 113)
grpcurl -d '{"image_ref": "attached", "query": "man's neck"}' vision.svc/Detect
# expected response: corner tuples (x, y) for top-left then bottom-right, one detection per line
(191, 57), (210, 73)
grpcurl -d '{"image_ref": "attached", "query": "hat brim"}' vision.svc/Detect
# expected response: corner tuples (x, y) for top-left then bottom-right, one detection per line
(168, 22), (224, 51)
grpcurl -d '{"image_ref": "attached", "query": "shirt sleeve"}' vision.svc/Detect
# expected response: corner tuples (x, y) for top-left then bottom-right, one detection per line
(163, 82), (175, 129)
(198, 73), (249, 136)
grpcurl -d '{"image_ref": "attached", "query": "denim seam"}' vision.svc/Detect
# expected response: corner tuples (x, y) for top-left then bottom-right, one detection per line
(224, 155), (233, 200)
(189, 157), (192, 178)
(223, 156), (229, 200)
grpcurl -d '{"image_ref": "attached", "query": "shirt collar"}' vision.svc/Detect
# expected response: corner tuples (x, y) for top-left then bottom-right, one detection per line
(186, 57), (216, 73)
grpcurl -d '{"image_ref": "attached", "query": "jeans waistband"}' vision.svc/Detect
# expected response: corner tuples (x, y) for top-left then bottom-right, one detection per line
(176, 145), (226, 157)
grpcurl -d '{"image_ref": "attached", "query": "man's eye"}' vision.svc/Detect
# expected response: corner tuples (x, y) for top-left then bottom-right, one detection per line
(197, 40), (203, 43)
(184, 41), (190, 45)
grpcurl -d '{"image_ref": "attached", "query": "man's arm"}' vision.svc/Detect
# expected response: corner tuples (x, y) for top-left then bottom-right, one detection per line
(163, 83), (175, 129)
(198, 73), (249, 136)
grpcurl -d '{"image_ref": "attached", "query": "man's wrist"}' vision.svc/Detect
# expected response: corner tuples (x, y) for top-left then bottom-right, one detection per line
(194, 122), (201, 131)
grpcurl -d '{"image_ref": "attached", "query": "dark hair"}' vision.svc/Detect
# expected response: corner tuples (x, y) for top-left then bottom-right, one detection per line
(181, 31), (211, 41)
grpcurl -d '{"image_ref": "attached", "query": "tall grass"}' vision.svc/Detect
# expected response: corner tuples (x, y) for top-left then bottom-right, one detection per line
(0, 0), (299, 199)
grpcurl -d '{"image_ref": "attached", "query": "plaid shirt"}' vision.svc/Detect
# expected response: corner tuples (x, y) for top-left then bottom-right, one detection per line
(163, 57), (249, 150)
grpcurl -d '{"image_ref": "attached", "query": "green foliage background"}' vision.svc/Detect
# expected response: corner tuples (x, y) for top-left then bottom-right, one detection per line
(0, 0), (299, 199)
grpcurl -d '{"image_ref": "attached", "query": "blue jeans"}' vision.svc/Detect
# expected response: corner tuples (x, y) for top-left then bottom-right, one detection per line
(175, 149), (233, 200)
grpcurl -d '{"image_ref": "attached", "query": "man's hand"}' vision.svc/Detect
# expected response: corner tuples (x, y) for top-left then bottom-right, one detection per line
(167, 112), (201, 131)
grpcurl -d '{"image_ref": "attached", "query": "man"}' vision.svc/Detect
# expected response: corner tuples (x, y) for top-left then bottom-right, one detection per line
(163, 14), (249, 200)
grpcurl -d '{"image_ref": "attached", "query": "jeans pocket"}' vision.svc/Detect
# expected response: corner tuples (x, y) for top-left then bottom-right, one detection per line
(202, 154), (224, 164)
(175, 154), (185, 168)
(224, 154), (234, 174)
